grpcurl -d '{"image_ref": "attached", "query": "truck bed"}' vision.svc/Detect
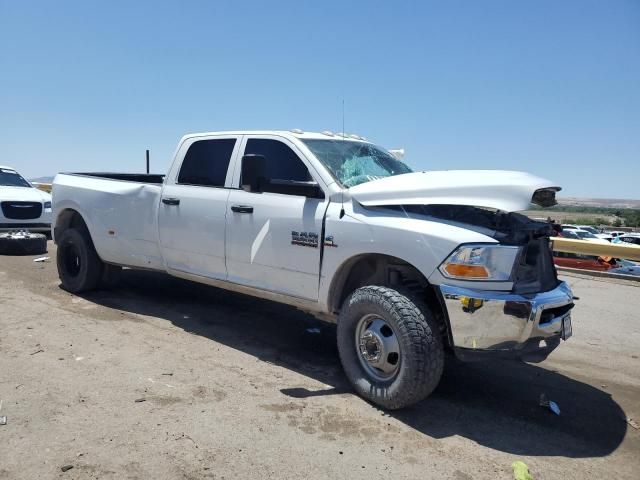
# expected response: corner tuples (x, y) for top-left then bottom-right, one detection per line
(53, 172), (165, 270)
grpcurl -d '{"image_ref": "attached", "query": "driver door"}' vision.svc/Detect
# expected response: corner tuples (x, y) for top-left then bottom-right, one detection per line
(225, 136), (329, 300)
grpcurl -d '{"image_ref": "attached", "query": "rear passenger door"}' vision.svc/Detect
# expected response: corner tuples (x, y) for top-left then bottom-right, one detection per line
(158, 135), (241, 280)
(225, 136), (329, 300)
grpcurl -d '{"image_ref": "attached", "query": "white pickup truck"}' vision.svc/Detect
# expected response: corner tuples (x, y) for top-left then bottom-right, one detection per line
(52, 130), (574, 409)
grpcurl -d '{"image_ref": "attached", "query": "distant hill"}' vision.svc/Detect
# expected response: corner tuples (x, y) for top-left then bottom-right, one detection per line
(558, 197), (640, 209)
(29, 176), (54, 183)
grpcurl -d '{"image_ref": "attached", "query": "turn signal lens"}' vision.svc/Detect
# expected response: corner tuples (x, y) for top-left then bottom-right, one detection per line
(443, 264), (490, 279)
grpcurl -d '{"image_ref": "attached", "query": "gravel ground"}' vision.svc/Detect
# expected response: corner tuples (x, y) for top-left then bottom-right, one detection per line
(1, 242), (639, 479)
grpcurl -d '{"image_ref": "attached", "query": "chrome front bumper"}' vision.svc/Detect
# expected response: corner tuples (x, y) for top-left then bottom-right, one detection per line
(439, 281), (574, 362)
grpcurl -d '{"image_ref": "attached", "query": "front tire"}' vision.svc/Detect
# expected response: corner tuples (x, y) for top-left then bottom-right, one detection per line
(56, 228), (103, 293)
(337, 286), (444, 410)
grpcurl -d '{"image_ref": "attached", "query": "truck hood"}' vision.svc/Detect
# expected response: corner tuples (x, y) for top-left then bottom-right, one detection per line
(348, 170), (560, 212)
(0, 186), (51, 203)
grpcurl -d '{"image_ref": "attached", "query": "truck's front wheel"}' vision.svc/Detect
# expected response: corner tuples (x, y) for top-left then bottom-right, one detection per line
(337, 286), (444, 410)
(57, 228), (103, 293)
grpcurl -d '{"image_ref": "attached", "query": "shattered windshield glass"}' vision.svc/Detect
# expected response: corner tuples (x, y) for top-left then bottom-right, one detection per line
(302, 139), (412, 188)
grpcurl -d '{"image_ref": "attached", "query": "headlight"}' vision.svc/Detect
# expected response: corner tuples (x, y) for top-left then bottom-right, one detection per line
(44, 201), (52, 209)
(439, 244), (520, 281)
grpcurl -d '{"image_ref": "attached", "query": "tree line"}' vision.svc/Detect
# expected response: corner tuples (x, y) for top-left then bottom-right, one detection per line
(542, 206), (640, 227)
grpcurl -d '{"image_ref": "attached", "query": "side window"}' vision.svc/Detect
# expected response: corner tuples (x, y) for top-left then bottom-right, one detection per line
(243, 139), (311, 194)
(178, 138), (236, 187)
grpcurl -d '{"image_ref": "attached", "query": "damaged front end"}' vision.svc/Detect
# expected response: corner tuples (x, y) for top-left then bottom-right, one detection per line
(415, 204), (560, 294)
(393, 204), (574, 362)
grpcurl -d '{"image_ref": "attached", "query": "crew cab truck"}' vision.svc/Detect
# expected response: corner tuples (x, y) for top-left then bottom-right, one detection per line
(52, 130), (574, 409)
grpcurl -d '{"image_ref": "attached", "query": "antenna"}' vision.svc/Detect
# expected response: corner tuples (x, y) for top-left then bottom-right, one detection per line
(145, 149), (150, 174)
(342, 99), (345, 138)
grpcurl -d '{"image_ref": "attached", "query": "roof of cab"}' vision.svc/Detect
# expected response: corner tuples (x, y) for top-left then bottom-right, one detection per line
(180, 130), (370, 143)
(0, 165), (17, 171)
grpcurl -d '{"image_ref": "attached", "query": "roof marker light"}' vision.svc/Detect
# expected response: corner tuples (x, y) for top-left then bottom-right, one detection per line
(290, 129), (304, 134)
(321, 130), (335, 136)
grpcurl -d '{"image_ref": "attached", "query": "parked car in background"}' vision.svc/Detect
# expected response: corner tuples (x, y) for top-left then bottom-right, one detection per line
(608, 264), (640, 276)
(617, 235), (640, 247)
(596, 234), (614, 242)
(561, 224), (610, 240)
(575, 225), (600, 234)
(553, 251), (614, 271)
(559, 228), (611, 244)
(606, 231), (627, 238)
(575, 225), (614, 240)
(558, 229), (581, 239)
(0, 165), (52, 233)
(572, 229), (611, 244)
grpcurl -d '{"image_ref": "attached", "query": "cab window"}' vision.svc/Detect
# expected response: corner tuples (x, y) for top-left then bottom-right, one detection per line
(242, 139), (312, 194)
(178, 138), (236, 187)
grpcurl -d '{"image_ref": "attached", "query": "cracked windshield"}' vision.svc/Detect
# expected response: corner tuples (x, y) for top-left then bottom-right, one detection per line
(303, 139), (412, 187)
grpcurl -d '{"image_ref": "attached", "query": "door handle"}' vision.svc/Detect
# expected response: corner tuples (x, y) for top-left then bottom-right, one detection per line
(231, 205), (253, 214)
(162, 197), (180, 206)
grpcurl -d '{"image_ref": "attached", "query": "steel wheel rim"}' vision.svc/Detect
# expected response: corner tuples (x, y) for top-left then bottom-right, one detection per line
(355, 314), (401, 381)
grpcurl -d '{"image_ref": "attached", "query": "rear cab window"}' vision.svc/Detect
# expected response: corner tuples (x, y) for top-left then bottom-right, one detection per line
(177, 138), (237, 187)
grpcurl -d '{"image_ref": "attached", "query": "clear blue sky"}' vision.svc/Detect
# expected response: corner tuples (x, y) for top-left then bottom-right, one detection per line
(1, 0), (638, 198)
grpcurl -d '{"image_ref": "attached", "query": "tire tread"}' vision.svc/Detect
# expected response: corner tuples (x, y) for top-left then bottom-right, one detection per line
(337, 285), (444, 410)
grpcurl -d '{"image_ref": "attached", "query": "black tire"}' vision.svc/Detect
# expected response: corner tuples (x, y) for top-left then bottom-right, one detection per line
(0, 231), (48, 255)
(56, 228), (103, 293)
(337, 286), (444, 410)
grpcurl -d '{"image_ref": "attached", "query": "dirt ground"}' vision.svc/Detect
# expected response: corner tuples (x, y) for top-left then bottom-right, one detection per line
(1, 242), (639, 479)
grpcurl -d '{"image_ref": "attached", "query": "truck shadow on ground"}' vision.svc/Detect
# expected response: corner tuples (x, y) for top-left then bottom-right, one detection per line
(77, 269), (628, 459)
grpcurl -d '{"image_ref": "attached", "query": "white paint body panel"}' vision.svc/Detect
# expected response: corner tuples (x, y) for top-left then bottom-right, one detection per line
(52, 174), (164, 269)
(318, 201), (501, 311)
(51, 130), (560, 315)
(226, 190), (327, 300)
(158, 183), (230, 278)
(157, 133), (242, 279)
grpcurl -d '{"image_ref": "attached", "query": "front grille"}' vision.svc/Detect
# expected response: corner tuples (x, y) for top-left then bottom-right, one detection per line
(512, 237), (559, 294)
(1, 201), (43, 220)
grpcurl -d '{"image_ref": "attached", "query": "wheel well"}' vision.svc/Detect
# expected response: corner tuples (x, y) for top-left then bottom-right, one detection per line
(54, 209), (89, 244)
(329, 254), (452, 346)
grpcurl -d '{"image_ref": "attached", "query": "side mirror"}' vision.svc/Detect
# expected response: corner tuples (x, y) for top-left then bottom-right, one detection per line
(241, 154), (267, 192)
